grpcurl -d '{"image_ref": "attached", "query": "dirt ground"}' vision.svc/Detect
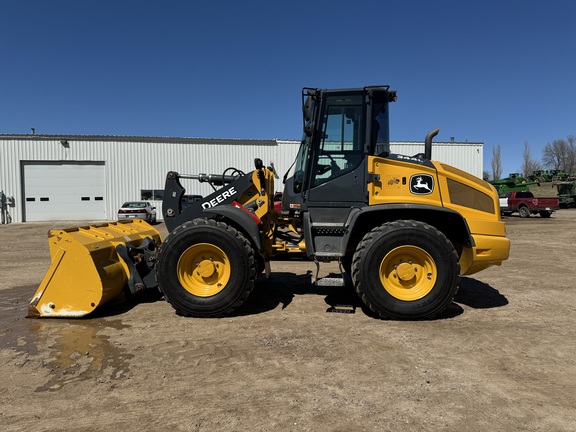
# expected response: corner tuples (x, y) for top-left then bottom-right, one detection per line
(1, 210), (576, 432)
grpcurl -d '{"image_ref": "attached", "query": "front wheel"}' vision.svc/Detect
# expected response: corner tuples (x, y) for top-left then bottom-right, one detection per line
(156, 218), (256, 317)
(352, 220), (460, 320)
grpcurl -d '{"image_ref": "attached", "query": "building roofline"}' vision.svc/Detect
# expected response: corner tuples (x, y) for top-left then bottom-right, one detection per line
(392, 140), (483, 145)
(0, 134), (482, 146)
(0, 134), (279, 146)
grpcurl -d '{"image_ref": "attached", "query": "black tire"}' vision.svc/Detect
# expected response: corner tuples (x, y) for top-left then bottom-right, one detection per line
(539, 210), (552, 218)
(156, 218), (256, 317)
(518, 206), (531, 218)
(352, 220), (460, 320)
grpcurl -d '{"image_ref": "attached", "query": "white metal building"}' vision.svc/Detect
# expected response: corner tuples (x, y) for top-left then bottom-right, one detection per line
(0, 134), (483, 223)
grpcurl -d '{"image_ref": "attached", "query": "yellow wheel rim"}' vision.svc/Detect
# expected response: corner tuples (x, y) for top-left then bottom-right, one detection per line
(177, 243), (231, 297)
(379, 245), (437, 301)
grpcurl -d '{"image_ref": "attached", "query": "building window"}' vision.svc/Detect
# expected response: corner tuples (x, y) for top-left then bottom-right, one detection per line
(141, 189), (164, 200)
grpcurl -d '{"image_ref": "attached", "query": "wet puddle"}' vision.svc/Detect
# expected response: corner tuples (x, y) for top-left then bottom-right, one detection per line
(0, 285), (134, 392)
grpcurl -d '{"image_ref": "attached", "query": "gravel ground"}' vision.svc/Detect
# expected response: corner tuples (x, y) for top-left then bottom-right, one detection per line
(1, 210), (575, 431)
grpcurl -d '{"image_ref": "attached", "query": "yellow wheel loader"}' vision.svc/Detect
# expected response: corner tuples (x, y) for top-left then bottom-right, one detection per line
(29, 86), (510, 320)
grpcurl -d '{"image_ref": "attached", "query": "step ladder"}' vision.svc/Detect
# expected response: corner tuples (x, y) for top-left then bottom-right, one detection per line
(312, 258), (346, 287)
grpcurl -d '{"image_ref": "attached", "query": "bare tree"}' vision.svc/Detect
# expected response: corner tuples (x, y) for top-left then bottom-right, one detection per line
(565, 135), (576, 177)
(542, 139), (567, 171)
(483, 170), (491, 181)
(491, 144), (502, 181)
(521, 141), (542, 178)
(542, 135), (576, 176)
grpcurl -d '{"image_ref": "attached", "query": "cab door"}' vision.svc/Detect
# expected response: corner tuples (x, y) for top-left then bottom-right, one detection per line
(307, 92), (367, 209)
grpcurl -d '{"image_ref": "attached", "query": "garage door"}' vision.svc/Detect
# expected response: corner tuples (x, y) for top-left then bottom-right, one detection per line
(23, 162), (106, 221)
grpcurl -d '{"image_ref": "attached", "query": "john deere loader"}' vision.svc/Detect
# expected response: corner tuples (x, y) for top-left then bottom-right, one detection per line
(29, 86), (510, 320)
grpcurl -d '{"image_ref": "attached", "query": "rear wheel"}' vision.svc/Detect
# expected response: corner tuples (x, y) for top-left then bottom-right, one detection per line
(539, 210), (551, 218)
(519, 206), (531, 218)
(352, 220), (459, 320)
(156, 218), (256, 317)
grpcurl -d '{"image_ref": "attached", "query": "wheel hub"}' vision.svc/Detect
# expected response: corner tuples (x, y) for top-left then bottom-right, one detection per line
(380, 245), (437, 301)
(177, 243), (231, 297)
(197, 259), (217, 278)
(395, 262), (417, 281)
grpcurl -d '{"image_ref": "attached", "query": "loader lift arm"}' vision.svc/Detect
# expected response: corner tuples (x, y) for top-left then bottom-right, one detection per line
(155, 158), (277, 317)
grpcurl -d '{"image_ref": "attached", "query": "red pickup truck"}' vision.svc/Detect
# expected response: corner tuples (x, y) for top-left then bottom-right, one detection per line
(499, 191), (559, 218)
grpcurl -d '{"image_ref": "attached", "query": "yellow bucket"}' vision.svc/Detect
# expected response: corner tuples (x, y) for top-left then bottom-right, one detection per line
(28, 220), (162, 318)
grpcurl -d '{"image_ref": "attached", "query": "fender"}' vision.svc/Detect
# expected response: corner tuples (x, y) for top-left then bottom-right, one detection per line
(341, 204), (475, 254)
(205, 205), (262, 251)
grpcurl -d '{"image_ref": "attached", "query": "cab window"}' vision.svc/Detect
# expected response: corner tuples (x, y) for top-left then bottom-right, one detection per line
(312, 94), (364, 187)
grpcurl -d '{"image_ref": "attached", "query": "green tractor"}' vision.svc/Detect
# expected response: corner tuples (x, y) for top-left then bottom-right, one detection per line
(489, 174), (540, 195)
(551, 170), (569, 181)
(530, 170), (570, 182)
(555, 181), (576, 208)
(529, 170), (553, 182)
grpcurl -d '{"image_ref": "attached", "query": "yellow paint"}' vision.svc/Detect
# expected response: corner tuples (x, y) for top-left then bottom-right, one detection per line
(367, 155), (510, 275)
(176, 243), (231, 297)
(368, 156), (442, 207)
(379, 245), (436, 301)
(28, 220), (162, 318)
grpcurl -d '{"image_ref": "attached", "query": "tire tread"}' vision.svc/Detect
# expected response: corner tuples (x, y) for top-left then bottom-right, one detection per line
(157, 218), (257, 317)
(351, 220), (460, 320)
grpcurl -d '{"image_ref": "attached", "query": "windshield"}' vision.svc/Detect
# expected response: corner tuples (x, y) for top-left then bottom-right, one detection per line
(123, 202), (147, 208)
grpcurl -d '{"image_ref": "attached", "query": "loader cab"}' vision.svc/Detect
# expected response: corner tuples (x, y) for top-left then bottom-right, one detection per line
(283, 86), (396, 215)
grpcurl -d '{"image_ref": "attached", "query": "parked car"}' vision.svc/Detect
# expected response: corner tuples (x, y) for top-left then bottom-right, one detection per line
(118, 201), (157, 223)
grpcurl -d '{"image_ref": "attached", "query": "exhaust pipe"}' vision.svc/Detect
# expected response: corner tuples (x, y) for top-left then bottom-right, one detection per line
(425, 128), (440, 160)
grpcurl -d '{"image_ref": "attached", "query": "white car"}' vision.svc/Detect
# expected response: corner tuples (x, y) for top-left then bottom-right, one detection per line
(118, 201), (157, 223)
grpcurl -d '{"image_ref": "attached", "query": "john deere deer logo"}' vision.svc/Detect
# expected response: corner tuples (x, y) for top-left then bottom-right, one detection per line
(410, 174), (434, 195)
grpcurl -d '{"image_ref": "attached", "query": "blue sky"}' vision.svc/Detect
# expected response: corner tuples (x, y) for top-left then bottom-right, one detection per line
(1, 0), (575, 177)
